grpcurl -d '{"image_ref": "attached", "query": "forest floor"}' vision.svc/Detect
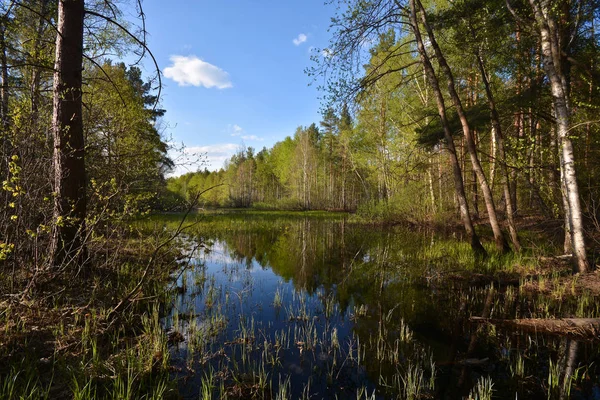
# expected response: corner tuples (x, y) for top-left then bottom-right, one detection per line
(0, 236), (182, 399)
(507, 215), (600, 296)
(414, 212), (600, 297)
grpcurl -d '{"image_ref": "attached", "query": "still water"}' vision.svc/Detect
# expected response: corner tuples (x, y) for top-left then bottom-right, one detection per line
(154, 212), (600, 399)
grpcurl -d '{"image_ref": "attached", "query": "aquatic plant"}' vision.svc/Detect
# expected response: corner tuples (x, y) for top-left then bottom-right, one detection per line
(468, 376), (494, 400)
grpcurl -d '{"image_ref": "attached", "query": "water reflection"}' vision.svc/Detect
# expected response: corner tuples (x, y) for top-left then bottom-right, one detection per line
(156, 214), (600, 399)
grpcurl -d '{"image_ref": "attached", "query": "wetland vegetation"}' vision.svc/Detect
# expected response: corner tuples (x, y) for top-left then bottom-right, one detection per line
(2, 0), (600, 399)
(152, 211), (600, 399)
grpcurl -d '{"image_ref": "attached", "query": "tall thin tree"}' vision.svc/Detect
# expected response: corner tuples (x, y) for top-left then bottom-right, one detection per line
(408, 0), (486, 257)
(527, 0), (589, 273)
(50, 0), (86, 267)
(416, 0), (510, 254)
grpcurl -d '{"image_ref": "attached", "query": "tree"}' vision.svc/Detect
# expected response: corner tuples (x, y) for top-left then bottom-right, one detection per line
(526, 0), (590, 272)
(49, 0), (86, 267)
(85, 62), (172, 212)
(415, 0), (510, 254)
(409, 0), (487, 256)
(338, 104), (353, 210)
(458, 0), (522, 251)
(293, 126), (318, 209)
(320, 107), (339, 207)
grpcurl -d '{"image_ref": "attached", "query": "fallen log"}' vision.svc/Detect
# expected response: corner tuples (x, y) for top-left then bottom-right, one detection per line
(470, 316), (600, 338)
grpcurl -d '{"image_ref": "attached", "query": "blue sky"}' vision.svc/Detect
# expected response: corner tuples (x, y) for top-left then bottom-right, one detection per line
(126, 1), (337, 175)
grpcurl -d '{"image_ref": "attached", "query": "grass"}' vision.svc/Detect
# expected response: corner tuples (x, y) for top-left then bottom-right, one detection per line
(275, 375), (291, 400)
(468, 376), (494, 400)
(421, 237), (542, 274)
(510, 352), (525, 378)
(167, 249), (440, 399)
(0, 361), (52, 400)
(6, 210), (585, 399)
(400, 363), (425, 400)
(548, 359), (561, 399)
(0, 228), (181, 399)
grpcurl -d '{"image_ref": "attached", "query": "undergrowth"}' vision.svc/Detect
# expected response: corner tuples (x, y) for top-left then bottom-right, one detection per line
(0, 231), (181, 399)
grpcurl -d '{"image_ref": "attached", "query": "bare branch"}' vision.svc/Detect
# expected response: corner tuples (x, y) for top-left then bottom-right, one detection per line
(85, 9), (162, 113)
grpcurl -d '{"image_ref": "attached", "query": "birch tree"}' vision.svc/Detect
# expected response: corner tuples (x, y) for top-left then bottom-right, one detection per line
(526, 0), (590, 272)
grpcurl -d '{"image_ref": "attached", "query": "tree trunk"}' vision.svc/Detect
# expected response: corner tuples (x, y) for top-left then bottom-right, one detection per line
(342, 155), (347, 211)
(30, 0), (50, 115)
(475, 51), (521, 251)
(409, 0), (486, 257)
(472, 170), (479, 219)
(560, 339), (579, 400)
(529, 0), (589, 273)
(0, 22), (8, 132)
(378, 94), (389, 201)
(510, 111), (522, 214)
(0, 15), (11, 230)
(50, 0), (87, 268)
(0, 17), (9, 175)
(489, 126), (496, 191)
(428, 168), (436, 213)
(417, 0), (510, 254)
(560, 149), (573, 254)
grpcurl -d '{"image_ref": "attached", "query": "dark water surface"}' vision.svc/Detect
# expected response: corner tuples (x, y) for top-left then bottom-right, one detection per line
(153, 212), (600, 399)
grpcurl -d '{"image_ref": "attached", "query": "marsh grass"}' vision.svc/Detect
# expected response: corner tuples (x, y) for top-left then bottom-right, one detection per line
(468, 376), (494, 400)
(422, 238), (541, 276)
(548, 358), (562, 399)
(145, 212), (600, 398)
(170, 255), (438, 399)
(510, 352), (526, 378)
(0, 227), (181, 399)
(275, 375), (291, 400)
(0, 361), (52, 400)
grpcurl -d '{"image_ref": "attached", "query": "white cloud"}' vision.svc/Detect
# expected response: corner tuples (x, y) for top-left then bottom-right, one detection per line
(230, 124), (243, 136)
(164, 55), (232, 89)
(293, 33), (307, 46)
(241, 135), (263, 141)
(227, 125), (263, 141)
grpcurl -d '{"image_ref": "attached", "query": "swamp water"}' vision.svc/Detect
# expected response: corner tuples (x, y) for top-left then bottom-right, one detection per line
(152, 212), (600, 399)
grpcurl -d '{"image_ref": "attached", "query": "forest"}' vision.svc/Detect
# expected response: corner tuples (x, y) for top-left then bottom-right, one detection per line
(2, 0), (600, 399)
(167, 0), (600, 270)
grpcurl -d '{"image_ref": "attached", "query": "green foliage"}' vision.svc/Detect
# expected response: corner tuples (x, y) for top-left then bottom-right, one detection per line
(85, 62), (172, 212)
(0, 2), (177, 397)
(355, 183), (433, 224)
